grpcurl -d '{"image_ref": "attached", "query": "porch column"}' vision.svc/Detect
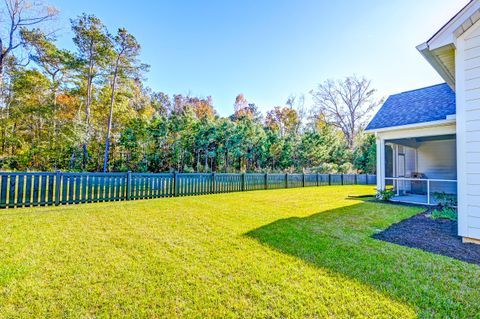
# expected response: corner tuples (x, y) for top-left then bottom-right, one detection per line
(376, 136), (385, 191)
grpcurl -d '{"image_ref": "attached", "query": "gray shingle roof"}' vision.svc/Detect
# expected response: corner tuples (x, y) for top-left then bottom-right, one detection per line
(366, 83), (456, 131)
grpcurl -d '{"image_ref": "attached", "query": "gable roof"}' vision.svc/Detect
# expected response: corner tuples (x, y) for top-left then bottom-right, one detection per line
(417, 0), (480, 89)
(426, 0), (476, 47)
(365, 83), (456, 131)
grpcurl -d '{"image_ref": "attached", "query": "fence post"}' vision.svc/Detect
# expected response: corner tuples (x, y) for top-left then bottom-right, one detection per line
(55, 170), (61, 206)
(427, 179), (431, 205)
(264, 173), (268, 190)
(0, 173), (6, 209)
(241, 173), (245, 192)
(212, 173), (216, 193)
(126, 171), (132, 200)
(316, 173), (319, 187)
(302, 173), (305, 187)
(328, 174), (331, 186)
(174, 172), (179, 197)
(285, 173), (288, 189)
(210, 173), (214, 193)
(341, 174), (344, 185)
(354, 174), (358, 185)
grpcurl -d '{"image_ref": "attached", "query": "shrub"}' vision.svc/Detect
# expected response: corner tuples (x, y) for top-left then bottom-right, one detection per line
(432, 192), (457, 208)
(338, 162), (355, 174)
(430, 192), (458, 221)
(317, 163), (339, 174)
(430, 207), (457, 221)
(376, 188), (395, 201)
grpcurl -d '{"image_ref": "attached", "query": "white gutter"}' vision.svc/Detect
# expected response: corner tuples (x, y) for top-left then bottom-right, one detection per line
(365, 118), (456, 134)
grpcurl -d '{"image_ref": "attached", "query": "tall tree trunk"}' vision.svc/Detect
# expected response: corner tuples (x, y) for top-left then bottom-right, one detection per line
(83, 45), (95, 169)
(0, 49), (9, 155)
(86, 46), (94, 128)
(103, 62), (119, 172)
(69, 150), (76, 169)
(0, 39), (5, 91)
(224, 149), (229, 173)
(204, 147), (208, 171)
(195, 149), (199, 172)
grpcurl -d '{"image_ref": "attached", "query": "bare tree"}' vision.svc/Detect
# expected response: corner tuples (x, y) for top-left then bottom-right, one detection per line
(286, 93), (306, 132)
(0, 0), (58, 77)
(0, 0), (57, 156)
(310, 75), (383, 149)
(233, 93), (248, 114)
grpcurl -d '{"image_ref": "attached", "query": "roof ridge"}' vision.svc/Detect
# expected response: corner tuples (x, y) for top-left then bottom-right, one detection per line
(426, 0), (474, 43)
(392, 83), (449, 96)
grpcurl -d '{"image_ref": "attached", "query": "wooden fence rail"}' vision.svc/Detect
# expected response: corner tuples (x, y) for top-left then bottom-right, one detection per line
(0, 172), (376, 209)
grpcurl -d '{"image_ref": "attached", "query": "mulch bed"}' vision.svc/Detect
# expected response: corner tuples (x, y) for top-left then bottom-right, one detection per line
(373, 211), (480, 266)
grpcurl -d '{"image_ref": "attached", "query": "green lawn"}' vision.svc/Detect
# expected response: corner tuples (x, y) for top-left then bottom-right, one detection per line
(0, 186), (479, 318)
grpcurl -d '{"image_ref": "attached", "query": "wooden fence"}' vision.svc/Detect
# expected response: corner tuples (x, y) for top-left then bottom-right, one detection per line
(0, 172), (376, 209)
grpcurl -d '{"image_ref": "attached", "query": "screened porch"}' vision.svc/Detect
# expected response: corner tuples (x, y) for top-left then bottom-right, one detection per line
(384, 134), (457, 205)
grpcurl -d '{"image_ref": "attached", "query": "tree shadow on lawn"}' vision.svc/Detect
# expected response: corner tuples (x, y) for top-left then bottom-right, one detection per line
(246, 200), (480, 317)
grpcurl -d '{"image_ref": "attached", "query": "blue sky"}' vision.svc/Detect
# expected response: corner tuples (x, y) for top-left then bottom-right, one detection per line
(49, 0), (469, 116)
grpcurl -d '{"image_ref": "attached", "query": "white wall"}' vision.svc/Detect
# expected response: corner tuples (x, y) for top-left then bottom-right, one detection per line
(417, 140), (457, 179)
(456, 21), (480, 240)
(417, 139), (457, 194)
(405, 147), (417, 177)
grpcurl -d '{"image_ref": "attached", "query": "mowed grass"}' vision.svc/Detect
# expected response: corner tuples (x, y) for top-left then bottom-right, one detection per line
(0, 186), (479, 318)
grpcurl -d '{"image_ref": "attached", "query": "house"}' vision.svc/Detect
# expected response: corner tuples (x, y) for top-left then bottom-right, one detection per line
(366, 0), (480, 244)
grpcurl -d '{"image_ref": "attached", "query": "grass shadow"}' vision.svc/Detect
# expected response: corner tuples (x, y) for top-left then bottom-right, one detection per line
(246, 200), (480, 318)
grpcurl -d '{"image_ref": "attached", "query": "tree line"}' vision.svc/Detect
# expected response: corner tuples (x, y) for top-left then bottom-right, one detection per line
(0, 0), (379, 174)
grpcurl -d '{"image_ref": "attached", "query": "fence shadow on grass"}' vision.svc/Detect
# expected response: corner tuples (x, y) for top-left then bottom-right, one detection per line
(245, 200), (480, 317)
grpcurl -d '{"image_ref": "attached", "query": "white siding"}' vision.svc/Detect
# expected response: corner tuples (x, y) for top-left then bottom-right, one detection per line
(457, 22), (480, 239)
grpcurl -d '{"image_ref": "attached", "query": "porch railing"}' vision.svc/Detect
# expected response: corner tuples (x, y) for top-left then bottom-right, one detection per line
(385, 177), (457, 205)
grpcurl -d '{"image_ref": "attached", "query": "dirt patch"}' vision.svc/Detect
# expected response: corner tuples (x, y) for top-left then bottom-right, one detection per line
(373, 212), (480, 266)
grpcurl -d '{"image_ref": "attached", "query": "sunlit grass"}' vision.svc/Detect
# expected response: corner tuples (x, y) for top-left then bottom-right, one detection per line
(0, 186), (478, 318)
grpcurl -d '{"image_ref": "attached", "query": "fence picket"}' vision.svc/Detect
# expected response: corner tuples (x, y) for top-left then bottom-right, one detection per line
(55, 172), (61, 206)
(86, 176), (92, 203)
(33, 175), (40, 206)
(81, 175), (87, 203)
(0, 175), (7, 209)
(38, 175), (46, 206)
(143, 176), (148, 199)
(25, 175), (32, 207)
(68, 176), (74, 205)
(16, 175), (24, 207)
(74, 176), (81, 204)
(92, 176), (98, 202)
(134, 176), (139, 199)
(47, 175), (54, 205)
(8, 175), (16, 208)
(98, 176), (105, 202)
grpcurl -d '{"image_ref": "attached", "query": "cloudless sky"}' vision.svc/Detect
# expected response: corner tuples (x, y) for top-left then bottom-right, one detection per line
(49, 0), (469, 116)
